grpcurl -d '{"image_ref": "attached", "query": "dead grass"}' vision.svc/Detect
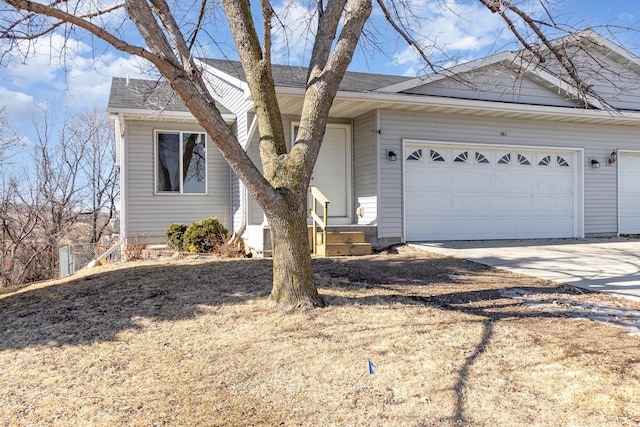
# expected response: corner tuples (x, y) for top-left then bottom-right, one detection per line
(1, 247), (639, 426)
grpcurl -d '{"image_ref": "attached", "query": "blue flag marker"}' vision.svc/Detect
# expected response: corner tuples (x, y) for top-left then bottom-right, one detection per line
(368, 360), (375, 375)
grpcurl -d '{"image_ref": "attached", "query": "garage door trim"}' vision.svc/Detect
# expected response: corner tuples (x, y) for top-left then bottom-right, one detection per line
(402, 139), (585, 242)
(618, 149), (640, 235)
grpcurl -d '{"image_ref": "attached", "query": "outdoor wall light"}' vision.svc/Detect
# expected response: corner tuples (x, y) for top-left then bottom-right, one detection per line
(591, 159), (600, 168)
(608, 150), (617, 165)
(388, 151), (397, 161)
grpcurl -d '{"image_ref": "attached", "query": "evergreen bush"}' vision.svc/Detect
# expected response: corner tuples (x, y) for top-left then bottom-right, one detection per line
(183, 217), (228, 253)
(165, 223), (188, 251)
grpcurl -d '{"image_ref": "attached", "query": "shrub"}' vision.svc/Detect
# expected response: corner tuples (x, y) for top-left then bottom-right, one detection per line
(123, 235), (145, 261)
(183, 217), (229, 253)
(166, 223), (188, 251)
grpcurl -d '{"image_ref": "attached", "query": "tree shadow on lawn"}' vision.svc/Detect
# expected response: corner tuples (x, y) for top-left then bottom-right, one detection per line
(1, 253), (606, 353)
(314, 256), (638, 425)
(0, 259), (274, 351)
(2, 253), (634, 424)
(1, 253), (541, 352)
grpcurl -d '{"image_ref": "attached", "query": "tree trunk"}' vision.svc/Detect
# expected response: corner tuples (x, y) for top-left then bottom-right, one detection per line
(266, 191), (323, 309)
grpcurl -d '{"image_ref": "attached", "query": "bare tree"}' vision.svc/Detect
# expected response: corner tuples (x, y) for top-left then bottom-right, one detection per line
(0, 105), (21, 165)
(0, 0), (610, 308)
(0, 174), (41, 287)
(30, 109), (88, 279)
(67, 109), (119, 244)
(0, 108), (119, 287)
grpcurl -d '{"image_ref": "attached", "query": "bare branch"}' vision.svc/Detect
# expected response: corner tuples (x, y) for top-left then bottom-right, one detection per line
(2, 0), (158, 63)
(261, 0), (273, 65)
(479, 0), (609, 109)
(375, 0), (438, 73)
(1, 1), (123, 40)
(148, 0), (200, 77)
(188, 0), (208, 51)
(308, 0), (346, 73)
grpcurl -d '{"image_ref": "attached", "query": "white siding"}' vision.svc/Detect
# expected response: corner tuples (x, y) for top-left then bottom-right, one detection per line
(406, 65), (577, 108)
(378, 109), (640, 240)
(203, 71), (254, 232)
(247, 130), (264, 225)
(539, 43), (640, 111)
(124, 121), (231, 241)
(353, 110), (378, 225)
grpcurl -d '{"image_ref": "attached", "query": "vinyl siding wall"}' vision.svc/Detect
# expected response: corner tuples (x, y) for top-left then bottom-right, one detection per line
(123, 120), (231, 242)
(353, 110), (378, 225)
(375, 109), (640, 240)
(539, 44), (640, 111)
(204, 71), (254, 233)
(406, 65), (577, 108)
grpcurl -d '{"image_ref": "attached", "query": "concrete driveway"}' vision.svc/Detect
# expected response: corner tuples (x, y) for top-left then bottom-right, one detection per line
(411, 238), (640, 302)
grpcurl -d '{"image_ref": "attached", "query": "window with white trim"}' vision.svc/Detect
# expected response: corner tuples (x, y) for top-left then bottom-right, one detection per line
(156, 131), (207, 194)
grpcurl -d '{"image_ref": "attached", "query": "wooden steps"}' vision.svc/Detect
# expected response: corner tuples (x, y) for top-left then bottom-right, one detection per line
(313, 231), (372, 257)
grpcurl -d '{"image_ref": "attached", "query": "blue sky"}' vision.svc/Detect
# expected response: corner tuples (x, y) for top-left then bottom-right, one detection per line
(0, 0), (638, 154)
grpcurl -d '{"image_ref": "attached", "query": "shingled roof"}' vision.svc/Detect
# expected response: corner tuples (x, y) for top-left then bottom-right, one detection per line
(200, 58), (411, 92)
(108, 77), (233, 115)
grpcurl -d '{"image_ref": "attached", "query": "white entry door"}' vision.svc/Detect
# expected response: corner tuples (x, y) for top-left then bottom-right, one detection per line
(310, 125), (350, 219)
(619, 151), (640, 234)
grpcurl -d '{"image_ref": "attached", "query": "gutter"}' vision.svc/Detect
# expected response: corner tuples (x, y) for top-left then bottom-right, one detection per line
(106, 108), (237, 125)
(274, 86), (640, 126)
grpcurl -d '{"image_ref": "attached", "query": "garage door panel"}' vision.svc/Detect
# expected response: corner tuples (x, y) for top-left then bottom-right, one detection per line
(405, 144), (578, 241)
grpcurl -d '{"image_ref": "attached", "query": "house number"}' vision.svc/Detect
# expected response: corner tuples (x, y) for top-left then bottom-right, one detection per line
(500, 131), (508, 137)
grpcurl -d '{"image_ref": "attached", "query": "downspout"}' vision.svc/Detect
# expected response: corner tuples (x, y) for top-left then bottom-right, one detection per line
(114, 112), (126, 242)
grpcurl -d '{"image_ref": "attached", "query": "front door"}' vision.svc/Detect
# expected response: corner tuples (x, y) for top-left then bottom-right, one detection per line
(310, 125), (351, 220)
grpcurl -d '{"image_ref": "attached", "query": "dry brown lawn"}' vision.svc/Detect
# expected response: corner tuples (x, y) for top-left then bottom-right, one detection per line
(1, 247), (639, 426)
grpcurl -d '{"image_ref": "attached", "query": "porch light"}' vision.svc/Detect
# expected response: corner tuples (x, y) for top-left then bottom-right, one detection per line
(591, 159), (600, 168)
(608, 150), (617, 165)
(388, 151), (397, 161)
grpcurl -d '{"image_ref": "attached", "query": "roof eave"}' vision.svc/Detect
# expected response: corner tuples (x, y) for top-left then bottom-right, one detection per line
(274, 86), (640, 126)
(106, 107), (236, 125)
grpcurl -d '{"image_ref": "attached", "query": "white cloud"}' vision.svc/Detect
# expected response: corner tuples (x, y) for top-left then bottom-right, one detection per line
(272, 0), (318, 64)
(0, 86), (47, 150)
(0, 87), (37, 117)
(2, 31), (150, 112)
(64, 53), (149, 110)
(390, 0), (506, 68)
(6, 33), (91, 89)
(247, 0), (511, 73)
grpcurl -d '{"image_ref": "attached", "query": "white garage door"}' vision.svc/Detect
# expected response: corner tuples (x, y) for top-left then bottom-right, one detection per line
(405, 143), (578, 241)
(619, 151), (640, 234)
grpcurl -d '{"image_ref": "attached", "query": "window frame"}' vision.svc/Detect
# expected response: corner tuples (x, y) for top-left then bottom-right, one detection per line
(154, 130), (208, 195)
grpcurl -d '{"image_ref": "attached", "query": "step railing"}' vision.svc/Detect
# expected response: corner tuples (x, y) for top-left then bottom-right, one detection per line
(309, 185), (329, 256)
